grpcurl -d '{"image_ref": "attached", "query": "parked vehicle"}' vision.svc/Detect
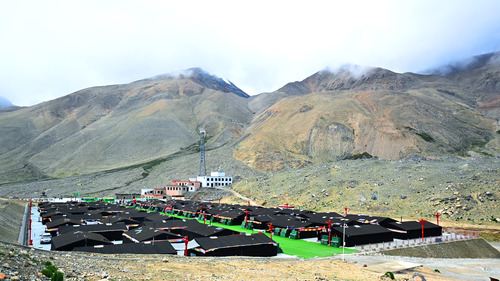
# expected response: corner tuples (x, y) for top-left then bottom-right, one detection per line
(40, 233), (52, 244)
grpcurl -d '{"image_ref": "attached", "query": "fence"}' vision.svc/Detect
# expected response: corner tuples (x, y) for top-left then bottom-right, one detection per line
(18, 202), (30, 246)
(354, 231), (479, 252)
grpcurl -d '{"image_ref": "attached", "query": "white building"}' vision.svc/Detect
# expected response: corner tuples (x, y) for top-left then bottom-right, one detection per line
(191, 171), (233, 188)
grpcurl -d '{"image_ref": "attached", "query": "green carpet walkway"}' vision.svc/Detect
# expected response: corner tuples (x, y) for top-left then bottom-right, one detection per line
(159, 212), (356, 259)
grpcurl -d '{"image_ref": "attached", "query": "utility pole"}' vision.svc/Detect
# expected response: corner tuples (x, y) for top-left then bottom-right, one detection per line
(198, 129), (207, 177)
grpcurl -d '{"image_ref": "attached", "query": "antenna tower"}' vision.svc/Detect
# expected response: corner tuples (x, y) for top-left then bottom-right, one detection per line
(198, 129), (207, 176)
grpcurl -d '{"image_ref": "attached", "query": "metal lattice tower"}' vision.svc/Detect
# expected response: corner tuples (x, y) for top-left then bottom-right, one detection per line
(198, 129), (207, 176)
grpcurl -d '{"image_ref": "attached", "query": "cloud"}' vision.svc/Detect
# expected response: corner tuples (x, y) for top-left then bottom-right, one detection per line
(1, 0), (500, 106)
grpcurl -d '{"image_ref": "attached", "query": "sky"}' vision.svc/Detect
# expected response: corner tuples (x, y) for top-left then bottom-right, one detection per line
(1, 1), (500, 106)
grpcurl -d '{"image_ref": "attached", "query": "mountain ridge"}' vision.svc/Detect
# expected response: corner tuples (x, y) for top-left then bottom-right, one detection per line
(0, 54), (499, 186)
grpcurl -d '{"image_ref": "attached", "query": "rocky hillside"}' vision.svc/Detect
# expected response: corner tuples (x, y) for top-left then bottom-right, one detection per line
(0, 53), (499, 223)
(237, 60), (499, 172)
(0, 68), (252, 183)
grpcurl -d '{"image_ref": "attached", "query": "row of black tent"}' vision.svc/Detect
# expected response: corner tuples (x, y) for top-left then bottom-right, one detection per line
(39, 201), (278, 256)
(135, 199), (442, 246)
(38, 199), (442, 255)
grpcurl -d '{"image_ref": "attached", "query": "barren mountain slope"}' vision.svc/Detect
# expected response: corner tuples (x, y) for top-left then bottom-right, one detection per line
(0, 53), (499, 188)
(0, 69), (252, 183)
(427, 51), (500, 119)
(236, 87), (496, 172)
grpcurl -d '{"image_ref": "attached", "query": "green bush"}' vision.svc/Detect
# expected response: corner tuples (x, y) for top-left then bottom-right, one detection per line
(42, 261), (64, 281)
(384, 271), (395, 280)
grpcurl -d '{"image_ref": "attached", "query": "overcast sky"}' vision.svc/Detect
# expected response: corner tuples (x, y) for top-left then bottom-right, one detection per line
(1, 1), (500, 106)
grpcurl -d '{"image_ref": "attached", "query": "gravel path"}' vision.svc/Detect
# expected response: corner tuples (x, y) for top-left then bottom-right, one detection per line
(340, 253), (500, 281)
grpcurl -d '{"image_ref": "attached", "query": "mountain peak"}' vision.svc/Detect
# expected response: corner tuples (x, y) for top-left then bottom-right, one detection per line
(322, 64), (377, 79)
(276, 64), (419, 95)
(423, 51), (500, 76)
(150, 68), (249, 98)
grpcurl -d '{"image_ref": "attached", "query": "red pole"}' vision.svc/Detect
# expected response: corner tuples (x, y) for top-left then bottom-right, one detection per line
(327, 220), (332, 246)
(203, 212), (206, 224)
(244, 210), (249, 228)
(434, 213), (441, 226)
(344, 206), (348, 216)
(184, 236), (189, 256)
(419, 219), (425, 242)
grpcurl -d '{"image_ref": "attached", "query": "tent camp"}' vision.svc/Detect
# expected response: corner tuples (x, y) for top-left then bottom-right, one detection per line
(190, 233), (278, 257)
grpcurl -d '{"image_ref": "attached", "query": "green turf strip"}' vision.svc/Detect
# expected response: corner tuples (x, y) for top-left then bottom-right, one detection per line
(159, 212), (356, 259)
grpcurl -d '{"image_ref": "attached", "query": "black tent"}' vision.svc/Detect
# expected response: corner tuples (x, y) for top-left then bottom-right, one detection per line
(190, 233), (277, 257)
(58, 223), (128, 241)
(142, 218), (201, 235)
(45, 218), (82, 234)
(51, 231), (112, 251)
(180, 223), (239, 239)
(212, 209), (246, 225)
(73, 241), (177, 255)
(331, 224), (394, 247)
(305, 212), (344, 226)
(144, 212), (177, 222)
(262, 215), (319, 238)
(104, 216), (141, 227)
(123, 227), (183, 243)
(383, 220), (442, 239)
(345, 214), (397, 226)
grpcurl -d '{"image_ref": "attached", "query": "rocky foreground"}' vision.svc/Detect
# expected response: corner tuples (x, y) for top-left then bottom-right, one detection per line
(0, 241), (468, 281)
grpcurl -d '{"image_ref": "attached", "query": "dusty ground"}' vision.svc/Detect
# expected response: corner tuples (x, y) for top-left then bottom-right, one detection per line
(0, 241), (468, 281)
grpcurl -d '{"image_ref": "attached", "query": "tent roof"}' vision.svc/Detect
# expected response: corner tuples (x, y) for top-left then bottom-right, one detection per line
(58, 223), (128, 234)
(194, 233), (275, 252)
(45, 218), (82, 229)
(182, 223), (239, 237)
(332, 224), (392, 236)
(144, 212), (175, 221)
(385, 220), (441, 231)
(345, 214), (396, 225)
(143, 218), (200, 229)
(124, 227), (182, 242)
(51, 231), (112, 249)
(73, 241), (177, 254)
